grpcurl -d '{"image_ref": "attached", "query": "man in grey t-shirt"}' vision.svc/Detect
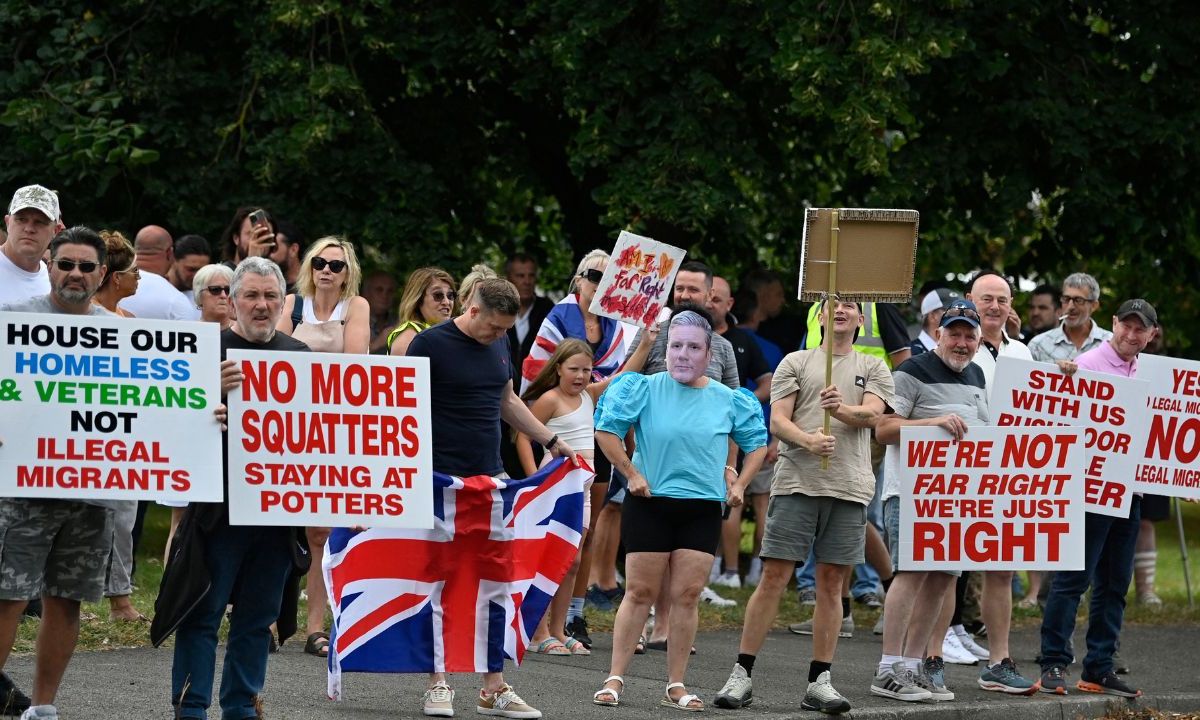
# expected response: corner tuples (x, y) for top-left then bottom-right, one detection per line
(0, 227), (117, 719)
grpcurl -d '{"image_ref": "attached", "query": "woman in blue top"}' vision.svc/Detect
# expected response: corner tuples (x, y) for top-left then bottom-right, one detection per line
(592, 311), (767, 711)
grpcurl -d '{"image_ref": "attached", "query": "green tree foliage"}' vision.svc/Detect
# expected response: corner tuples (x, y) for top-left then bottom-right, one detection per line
(2, 1), (1197, 352)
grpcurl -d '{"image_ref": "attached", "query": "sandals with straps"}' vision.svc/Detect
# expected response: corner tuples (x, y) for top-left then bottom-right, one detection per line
(593, 676), (624, 706)
(661, 682), (703, 712)
(530, 637), (571, 656)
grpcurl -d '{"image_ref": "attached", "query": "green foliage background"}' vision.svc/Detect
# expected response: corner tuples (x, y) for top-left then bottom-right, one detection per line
(3, 1), (1197, 352)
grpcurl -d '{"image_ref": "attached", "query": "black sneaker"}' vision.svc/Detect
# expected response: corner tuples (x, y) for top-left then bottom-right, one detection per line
(1039, 665), (1068, 695)
(1077, 671), (1141, 698)
(564, 616), (592, 649)
(0, 671), (32, 716)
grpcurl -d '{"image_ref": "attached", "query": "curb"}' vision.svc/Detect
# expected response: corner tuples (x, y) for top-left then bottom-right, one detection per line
(826, 692), (1200, 719)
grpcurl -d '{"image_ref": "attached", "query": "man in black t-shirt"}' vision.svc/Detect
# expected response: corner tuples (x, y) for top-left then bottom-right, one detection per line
(406, 277), (574, 719)
(710, 277), (773, 587)
(169, 257), (310, 720)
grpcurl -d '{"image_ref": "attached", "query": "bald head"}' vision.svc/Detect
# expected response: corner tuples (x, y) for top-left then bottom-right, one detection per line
(135, 225), (174, 276)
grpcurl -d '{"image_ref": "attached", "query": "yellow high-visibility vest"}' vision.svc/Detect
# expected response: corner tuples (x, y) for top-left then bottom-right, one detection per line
(803, 302), (893, 369)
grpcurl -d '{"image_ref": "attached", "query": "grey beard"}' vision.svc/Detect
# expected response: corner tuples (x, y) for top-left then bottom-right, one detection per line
(55, 286), (92, 305)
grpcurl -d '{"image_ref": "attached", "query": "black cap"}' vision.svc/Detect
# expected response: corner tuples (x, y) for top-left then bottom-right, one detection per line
(1116, 299), (1158, 327)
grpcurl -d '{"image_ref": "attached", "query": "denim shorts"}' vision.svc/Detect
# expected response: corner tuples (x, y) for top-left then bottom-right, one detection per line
(760, 493), (865, 566)
(884, 495), (960, 577)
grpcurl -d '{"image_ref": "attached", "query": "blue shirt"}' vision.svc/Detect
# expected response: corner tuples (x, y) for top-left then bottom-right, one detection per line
(595, 373), (767, 501)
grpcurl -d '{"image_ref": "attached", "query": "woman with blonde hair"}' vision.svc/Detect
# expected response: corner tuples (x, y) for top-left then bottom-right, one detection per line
(457, 263), (498, 310)
(91, 230), (139, 317)
(386, 266), (457, 356)
(277, 235), (371, 658)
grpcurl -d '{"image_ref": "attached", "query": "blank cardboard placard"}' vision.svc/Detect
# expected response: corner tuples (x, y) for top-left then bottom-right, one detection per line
(798, 208), (919, 302)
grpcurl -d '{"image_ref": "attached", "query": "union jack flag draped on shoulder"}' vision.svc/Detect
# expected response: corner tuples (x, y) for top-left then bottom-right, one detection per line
(323, 458), (590, 700)
(520, 294), (630, 393)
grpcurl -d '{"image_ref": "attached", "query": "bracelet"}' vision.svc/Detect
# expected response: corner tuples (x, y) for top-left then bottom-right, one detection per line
(724, 465), (738, 475)
(544, 434), (559, 451)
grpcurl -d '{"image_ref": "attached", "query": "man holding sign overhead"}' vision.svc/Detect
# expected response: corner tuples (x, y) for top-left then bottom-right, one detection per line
(715, 300), (891, 714)
(1038, 299), (1158, 698)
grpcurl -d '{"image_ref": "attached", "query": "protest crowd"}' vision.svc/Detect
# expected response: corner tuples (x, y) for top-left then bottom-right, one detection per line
(0, 182), (1190, 719)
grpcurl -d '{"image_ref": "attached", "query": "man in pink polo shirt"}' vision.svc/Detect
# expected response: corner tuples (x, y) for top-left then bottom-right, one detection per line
(1038, 299), (1158, 699)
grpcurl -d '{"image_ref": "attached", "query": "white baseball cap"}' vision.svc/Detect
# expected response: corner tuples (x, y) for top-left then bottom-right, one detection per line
(8, 184), (61, 221)
(921, 287), (961, 316)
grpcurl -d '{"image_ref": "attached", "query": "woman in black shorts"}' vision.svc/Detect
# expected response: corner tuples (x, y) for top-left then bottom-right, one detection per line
(591, 311), (767, 710)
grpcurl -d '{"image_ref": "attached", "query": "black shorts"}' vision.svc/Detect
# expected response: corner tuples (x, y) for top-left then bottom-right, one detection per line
(621, 495), (722, 555)
(1141, 494), (1171, 522)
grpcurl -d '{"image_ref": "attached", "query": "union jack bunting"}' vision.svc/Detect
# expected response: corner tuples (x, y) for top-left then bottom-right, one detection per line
(323, 457), (590, 700)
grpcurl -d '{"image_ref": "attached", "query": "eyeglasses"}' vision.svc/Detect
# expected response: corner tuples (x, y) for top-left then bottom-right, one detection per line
(311, 257), (347, 273)
(53, 259), (99, 273)
(944, 305), (981, 322)
(579, 268), (604, 284)
(205, 285), (231, 296)
(430, 290), (457, 303)
(1061, 295), (1096, 306)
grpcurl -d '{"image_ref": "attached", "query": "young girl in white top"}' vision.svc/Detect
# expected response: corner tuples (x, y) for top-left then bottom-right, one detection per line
(517, 327), (656, 655)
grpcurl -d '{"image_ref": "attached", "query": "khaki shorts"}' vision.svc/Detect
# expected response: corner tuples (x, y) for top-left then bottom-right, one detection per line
(760, 493), (865, 567)
(0, 499), (113, 602)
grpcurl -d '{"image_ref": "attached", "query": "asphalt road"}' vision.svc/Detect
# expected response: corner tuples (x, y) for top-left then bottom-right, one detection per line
(6, 623), (1200, 718)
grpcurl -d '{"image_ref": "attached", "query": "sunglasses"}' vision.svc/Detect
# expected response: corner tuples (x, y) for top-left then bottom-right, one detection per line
(118, 265), (140, 277)
(312, 257), (347, 273)
(579, 268), (604, 284)
(206, 285), (231, 296)
(53, 259), (99, 273)
(944, 305), (981, 322)
(431, 290), (457, 303)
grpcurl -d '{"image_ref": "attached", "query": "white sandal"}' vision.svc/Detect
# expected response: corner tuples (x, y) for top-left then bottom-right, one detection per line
(593, 675), (624, 707)
(661, 682), (704, 712)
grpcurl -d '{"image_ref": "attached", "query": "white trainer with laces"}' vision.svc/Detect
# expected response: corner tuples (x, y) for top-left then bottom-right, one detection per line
(699, 586), (737, 607)
(954, 627), (990, 660)
(801, 671), (851, 714)
(714, 663), (753, 708)
(20, 707), (58, 720)
(714, 571), (742, 588)
(941, 628), (980, 666)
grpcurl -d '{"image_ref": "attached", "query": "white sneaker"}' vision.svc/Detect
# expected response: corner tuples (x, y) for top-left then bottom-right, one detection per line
(942, 628), (979, 666)
(745, 557), (763, 587)
(709, 557), (722, 583)
(714, 571), (742, 588)
(699, 586), (737, 607)
(954, 627), (990, 661)
(424, 683), (455, 717)
(801, 671), (851, 713)
(714, 663), (753, 708)
(20, 707), (58, 720)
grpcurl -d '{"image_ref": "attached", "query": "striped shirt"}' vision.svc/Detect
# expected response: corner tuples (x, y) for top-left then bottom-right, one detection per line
(1028, 321), (1113, 363)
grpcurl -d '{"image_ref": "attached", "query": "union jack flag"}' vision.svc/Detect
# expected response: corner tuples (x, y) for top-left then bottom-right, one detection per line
(323, 457), (590, 700)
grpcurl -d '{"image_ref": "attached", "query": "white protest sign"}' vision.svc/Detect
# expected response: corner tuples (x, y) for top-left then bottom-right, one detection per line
(990, 357), (1148, 518)
(0, 312), (222, 501)
(899, 426), (1086, 571)
(589, 231), (686, 328)
(1133, 353), (1200, 499)
(226, 351), (433, 528)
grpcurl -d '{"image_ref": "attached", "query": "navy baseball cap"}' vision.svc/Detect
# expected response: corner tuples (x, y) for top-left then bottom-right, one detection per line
(939, 299), (980, 329)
